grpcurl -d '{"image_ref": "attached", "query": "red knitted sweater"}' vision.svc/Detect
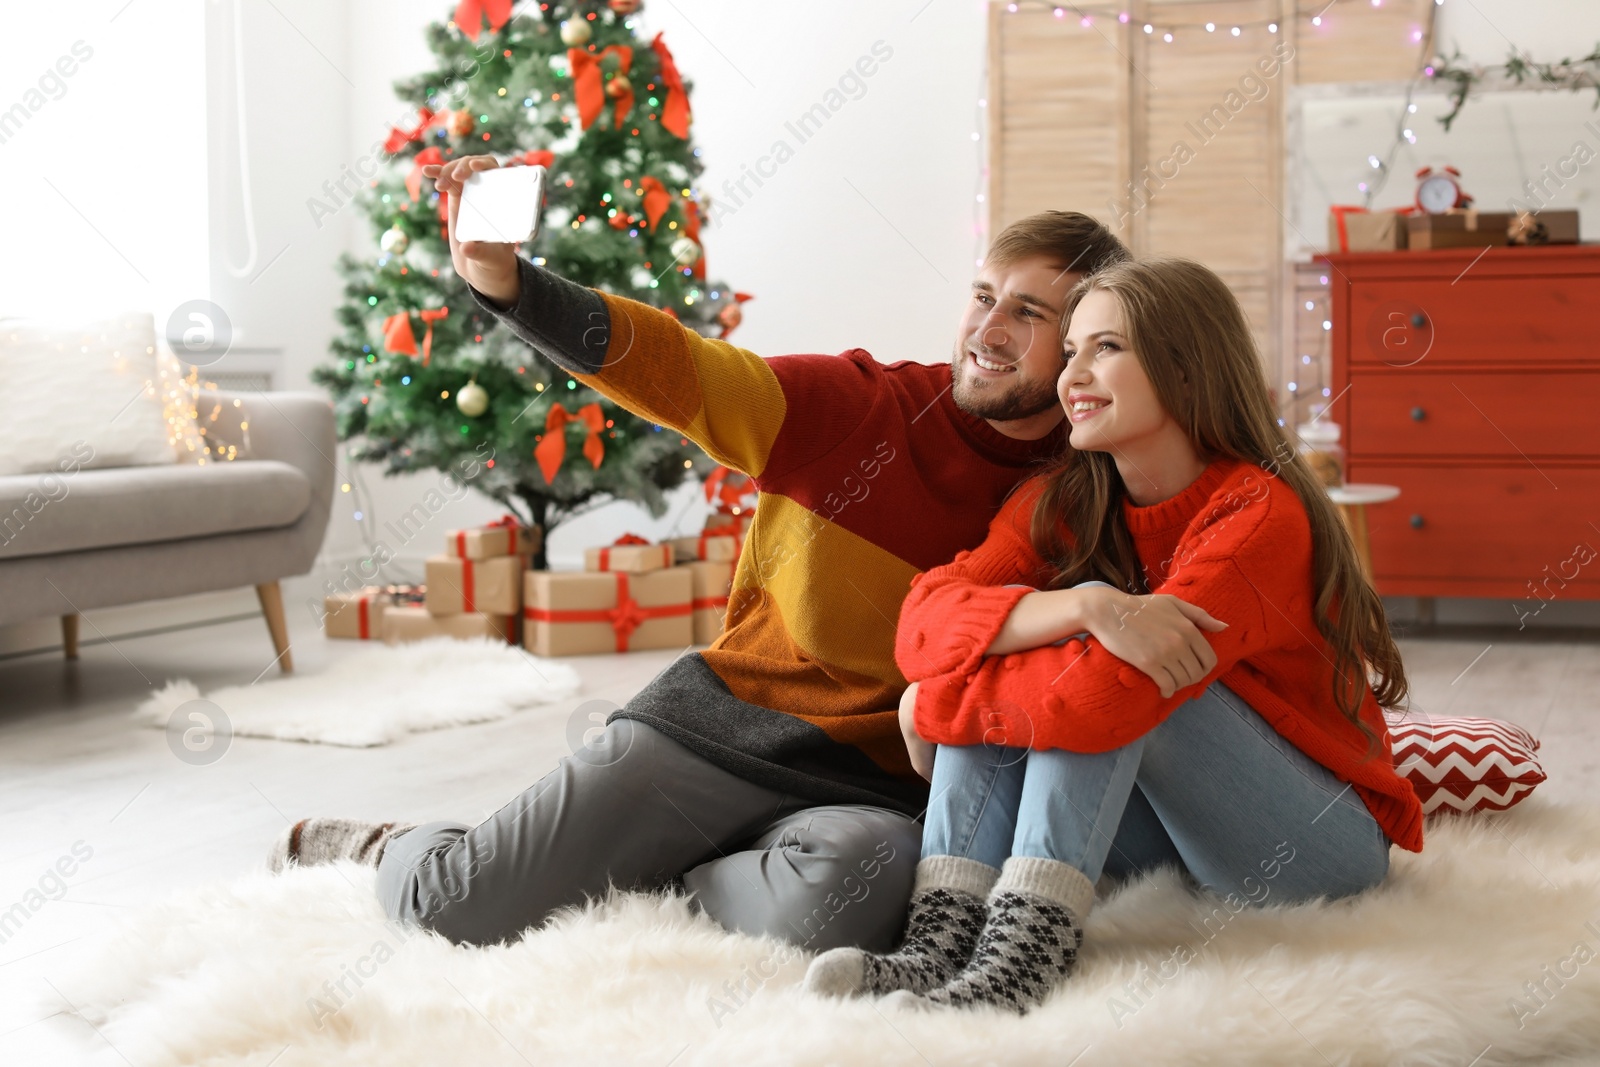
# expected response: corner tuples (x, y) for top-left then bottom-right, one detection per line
(896, 457), (1424, 853)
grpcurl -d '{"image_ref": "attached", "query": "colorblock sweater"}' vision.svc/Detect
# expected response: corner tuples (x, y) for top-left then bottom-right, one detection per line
(468, 258), (1064, 815)
(896, 457), (1425, 852)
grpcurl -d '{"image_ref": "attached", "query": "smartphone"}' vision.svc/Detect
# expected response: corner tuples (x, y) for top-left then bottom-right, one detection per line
(455, 164), (546, 244)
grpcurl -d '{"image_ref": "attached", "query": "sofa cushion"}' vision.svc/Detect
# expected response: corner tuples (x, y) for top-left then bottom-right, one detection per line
(0, 460), (311, 562)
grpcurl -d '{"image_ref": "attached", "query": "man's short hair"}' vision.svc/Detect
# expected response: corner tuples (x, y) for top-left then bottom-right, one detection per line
(986, 211), (1130, 277)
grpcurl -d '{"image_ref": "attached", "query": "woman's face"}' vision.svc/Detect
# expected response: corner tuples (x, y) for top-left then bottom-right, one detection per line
(1058, 288), (1173, 455)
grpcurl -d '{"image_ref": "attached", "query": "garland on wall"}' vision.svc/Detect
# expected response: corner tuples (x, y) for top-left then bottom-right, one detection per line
(1429, 45), (1600, 131)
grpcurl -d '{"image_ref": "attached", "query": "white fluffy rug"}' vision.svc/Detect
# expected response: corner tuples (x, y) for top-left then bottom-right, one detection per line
(51, 798), (1600, 1066)
(133, 637), (581, 746)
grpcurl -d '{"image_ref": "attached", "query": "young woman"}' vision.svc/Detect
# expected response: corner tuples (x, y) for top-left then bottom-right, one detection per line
(804, 258), (1422, 1014)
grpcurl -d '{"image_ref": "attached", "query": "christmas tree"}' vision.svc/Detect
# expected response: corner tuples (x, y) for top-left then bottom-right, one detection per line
(313, 0), (749, 568)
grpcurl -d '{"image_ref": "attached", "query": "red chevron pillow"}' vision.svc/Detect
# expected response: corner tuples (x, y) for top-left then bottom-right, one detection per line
(1383, 712), (1546, 815)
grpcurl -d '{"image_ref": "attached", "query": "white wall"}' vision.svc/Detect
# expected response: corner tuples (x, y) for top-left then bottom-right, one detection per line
(0, 0), (208, 322)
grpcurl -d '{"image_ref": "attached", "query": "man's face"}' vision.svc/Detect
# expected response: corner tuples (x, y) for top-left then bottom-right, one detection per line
(950, 256), (1080, 429)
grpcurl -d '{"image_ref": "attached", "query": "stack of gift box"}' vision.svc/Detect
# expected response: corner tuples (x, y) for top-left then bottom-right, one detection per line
(524, 523), (745, 656)
(322, 516), (540, 644)
(323, 476), (758, 657)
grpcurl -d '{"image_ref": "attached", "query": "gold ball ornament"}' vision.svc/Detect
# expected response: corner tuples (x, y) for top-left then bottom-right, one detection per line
(669, 235), (699, 263)
(448, 108), (476, 138)
(380, 225), (409, 256)
(455, 380), (489, 417)
(605, 74), (632, 100)
(560, 19), (592, 46)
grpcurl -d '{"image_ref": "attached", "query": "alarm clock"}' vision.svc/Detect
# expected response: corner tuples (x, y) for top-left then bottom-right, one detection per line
(1415, 166), (1472, 214)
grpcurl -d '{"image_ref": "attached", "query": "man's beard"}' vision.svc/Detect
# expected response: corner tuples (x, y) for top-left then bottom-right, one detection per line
(949, 346), (1062, 422)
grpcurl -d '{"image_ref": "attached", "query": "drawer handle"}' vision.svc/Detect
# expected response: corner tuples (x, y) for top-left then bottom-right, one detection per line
(1410, 406), (1426, 422)
(1410, 514), (1425, 529)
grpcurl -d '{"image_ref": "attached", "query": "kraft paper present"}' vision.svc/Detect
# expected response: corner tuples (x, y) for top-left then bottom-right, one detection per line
(324, 588), (391, 640)
(523, 568), (692, 657)
(1406, 210), (1514, 251)
(324, 584), (426, 640)
(682, 560), (734, 646)
(380, 605), (514, 644)
(668, 533), (742, 564)
(424, 555), (522, 616)
(445, 520), (543, 561)
(582, 539), (673, 574)
(1328, 206), (1407, 252)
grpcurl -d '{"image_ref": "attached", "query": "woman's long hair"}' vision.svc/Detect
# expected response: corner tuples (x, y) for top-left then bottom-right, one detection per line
(1031, 258), (1407, 748)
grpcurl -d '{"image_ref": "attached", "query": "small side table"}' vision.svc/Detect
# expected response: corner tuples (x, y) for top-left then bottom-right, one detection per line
(1326, 483), (1401, 582)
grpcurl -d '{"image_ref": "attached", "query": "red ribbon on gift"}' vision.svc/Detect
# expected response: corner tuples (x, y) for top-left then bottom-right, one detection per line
(638, 176), (671, 232)
(1329, 205), (1367, 254)
(523, 572), (691, 652)
(596, 533), (655, 571)
(407, 146), (445, 205)
(569, 46), (634, 131)
(689, 533), (742, 560)
(454, 0), (513, 42)
(384, 108), (438, 155)
(650, 33), (692, 139)
(357, 595), (374, 639)
(536, 402), (606, 484)
(703, 465), (756, 512)
(485, 513), (529, 555)
(692, 594), (730, 612)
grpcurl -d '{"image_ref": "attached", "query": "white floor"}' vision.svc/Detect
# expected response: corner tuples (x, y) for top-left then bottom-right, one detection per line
(1, 575), (1596, 1065)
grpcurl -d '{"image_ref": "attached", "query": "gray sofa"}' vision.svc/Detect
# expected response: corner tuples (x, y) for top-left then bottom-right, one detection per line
(0, 391), (336, 673)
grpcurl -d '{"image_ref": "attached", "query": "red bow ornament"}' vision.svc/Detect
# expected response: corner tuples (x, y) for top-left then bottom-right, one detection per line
(568, 46), (634, 130)
(381, 306), (450, 366)
(650, 33), (692, 138)
(536, 402), (606, 484)
(454, 0), (513, 42)
(638, 176), (671, 232)
(384, 108), (441, 155)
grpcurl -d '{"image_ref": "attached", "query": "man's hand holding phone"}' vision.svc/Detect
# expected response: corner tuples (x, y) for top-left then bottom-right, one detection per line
(422, 154), (531, 312)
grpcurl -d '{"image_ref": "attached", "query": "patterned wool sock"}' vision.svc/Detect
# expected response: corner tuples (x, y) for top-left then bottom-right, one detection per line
(803, 855), (996, 998)
(922, 855), (1094, 1014)
(268, 818), (416, 873)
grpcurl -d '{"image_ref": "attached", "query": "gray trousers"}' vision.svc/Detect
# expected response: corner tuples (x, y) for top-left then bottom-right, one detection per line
(377, 719), (922, 949)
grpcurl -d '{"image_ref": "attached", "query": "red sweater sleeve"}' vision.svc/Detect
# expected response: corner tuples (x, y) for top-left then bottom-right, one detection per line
(893, 479), (1054, 682)
(911, 476), (1312, 754)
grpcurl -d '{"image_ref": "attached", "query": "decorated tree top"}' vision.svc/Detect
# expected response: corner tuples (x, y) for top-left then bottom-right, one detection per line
(312, 0), (751, 562)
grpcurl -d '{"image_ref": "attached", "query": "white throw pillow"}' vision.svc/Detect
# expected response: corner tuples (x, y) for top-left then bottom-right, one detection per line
(0, 311), (178, 476)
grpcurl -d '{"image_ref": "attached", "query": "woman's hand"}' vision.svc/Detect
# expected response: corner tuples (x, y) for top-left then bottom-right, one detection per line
(421, 154), (523, 310)
(898, 682), (936, 782)
(1076, 586), (1227, 699)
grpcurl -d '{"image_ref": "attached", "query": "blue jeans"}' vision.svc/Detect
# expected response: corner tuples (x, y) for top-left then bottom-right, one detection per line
(922, 587), (1392, 905)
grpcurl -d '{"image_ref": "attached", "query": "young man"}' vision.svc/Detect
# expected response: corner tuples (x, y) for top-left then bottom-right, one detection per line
(274, 154), (1130, 954)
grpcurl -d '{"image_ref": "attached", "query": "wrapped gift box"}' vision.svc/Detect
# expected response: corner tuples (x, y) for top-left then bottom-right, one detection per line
(682, 560), (734, 645)
(445, 519), (542, 561)
(524, 568), (693, 656)
(424, 555), (522, 616)
(381, 605), (514, 644)
(324, 585), (425, 640)
(583, 537), (673, 574)
(1406, 210), (1513, 251)
(668, 532), (742, 564)
(1328, 206), (1407, 252)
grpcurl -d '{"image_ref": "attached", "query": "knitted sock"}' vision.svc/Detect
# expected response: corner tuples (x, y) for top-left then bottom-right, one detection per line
(923, 856), (1094, 1014)
(803, 856), (996, 998)
(268, 818), (416, 873)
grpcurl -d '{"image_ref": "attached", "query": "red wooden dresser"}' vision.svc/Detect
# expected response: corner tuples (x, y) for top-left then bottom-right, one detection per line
(1322, 245), (1600, 607)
